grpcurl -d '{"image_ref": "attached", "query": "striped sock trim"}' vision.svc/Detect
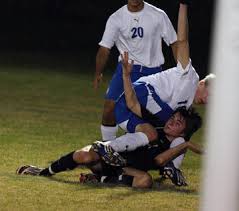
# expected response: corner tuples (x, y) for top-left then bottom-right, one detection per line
(48, 166), (55, 175)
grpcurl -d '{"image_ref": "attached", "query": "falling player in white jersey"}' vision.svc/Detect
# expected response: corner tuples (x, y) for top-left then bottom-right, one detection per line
(93, 0), (215, 166)
(94, 0), (178, 142)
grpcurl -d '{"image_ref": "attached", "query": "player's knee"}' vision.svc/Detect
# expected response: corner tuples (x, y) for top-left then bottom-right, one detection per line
(144, 129), (158, 142)
(136, 124), (158, 142)
(73, 150), (99, 164)
(133, 173), (153, 189)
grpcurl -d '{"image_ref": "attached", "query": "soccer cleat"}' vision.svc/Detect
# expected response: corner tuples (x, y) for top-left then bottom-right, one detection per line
(162, 162), (187, 186)
(91, 141), (127, 167)
(79, 173), (100, 184)
(16, 165), (44, 176)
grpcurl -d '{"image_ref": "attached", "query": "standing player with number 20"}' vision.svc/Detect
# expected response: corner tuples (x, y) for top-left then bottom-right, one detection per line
(94, 0), (177, 141)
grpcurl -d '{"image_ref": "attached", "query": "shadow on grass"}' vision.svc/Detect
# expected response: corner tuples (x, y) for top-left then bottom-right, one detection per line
(45, 174), (198, 195)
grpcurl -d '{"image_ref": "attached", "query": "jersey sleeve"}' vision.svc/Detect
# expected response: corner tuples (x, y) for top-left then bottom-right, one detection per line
(176, 59), (192, 73)
(170, 137), (186, 169)
(145, 92), (174, 125)
(160, 12), (177, 46)
(99, 14), (120, 49)
(172, 60), (199, 109)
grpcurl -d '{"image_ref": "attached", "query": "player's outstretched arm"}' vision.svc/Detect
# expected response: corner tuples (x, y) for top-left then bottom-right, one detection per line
(94, 46), (110, 89)
(122, 52), (142, 117)
(187, 141), (204, 155)
(154, 141), (203, 167)
(154, 142), (189, 166)
(176, 3), (190, 69)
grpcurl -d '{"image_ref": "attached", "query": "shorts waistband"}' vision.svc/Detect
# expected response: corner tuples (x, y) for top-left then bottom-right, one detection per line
(117, 62), (162, 75)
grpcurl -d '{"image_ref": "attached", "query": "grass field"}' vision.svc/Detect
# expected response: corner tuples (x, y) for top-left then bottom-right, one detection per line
(0, 65), (205, 211)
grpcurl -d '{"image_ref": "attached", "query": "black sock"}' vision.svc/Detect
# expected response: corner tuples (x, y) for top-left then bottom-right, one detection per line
(39, 151), (78, 176)
(101, 175), (134, 186)
(39, 168), (52, 176)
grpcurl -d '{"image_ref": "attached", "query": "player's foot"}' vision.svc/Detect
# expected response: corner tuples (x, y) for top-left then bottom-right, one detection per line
(16, 165), (44, 176)
(79, 173), (100, 184)
(91, 141), (126, 167)
(162, 164), (187, 186)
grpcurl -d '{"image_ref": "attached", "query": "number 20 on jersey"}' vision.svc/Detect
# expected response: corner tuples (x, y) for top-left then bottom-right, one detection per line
(131, 27), (144, 39)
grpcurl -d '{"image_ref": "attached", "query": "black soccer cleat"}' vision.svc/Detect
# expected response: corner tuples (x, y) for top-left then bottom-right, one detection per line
(91, 141), (127, 167)
(162, 163), (187, 187)
(16, 165), (44, 176)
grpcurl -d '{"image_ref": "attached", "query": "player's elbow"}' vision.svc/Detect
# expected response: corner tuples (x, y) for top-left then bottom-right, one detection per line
(96, 46), (110, 60)
(126, 100), (135, 110)
(177, 40), (189, 49)
(73, 150), (99, 164)
(127, 102), (142, 117)
(155, 156), (167, 166)
(125, 94), (137, 108)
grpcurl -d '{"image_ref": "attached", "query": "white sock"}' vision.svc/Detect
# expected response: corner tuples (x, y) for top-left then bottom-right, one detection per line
(101, 125), (118, 141)
(107, 132), (149, 152)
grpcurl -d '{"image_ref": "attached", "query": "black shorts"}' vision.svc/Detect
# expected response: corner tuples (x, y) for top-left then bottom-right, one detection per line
(121, 145), (164, 171)
(101, 145), (164, 176)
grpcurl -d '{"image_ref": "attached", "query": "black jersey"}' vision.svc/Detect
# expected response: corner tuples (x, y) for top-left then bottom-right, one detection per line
(101, 129), (171, 175)
(120, 128), (170, 171)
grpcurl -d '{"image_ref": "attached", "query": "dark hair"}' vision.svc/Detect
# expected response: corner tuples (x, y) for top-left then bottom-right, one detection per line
(174, 107), (202, 141)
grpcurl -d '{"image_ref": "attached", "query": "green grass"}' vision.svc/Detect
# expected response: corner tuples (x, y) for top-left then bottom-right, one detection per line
(0, 66), (205, 211)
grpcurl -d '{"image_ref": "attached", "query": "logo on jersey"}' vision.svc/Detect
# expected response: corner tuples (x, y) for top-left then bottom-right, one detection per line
(131, 27), (144, 39)
(177, 100), (188, 105)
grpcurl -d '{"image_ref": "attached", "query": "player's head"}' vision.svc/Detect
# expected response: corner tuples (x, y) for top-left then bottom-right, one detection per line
(127, 0), (144, 10)
(180, 107), (202, 141)
(163, 107), (202, 140)
(194, 73), (216, 104)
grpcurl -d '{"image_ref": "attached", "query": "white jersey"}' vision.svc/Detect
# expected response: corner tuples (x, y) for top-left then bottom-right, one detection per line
(99, 2), (177, 67)
(137, 60), (199, 110)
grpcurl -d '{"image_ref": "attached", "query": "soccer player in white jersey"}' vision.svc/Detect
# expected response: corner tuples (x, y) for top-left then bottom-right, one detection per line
(94, 0), (178, 141)
(92, 0), (215, 166)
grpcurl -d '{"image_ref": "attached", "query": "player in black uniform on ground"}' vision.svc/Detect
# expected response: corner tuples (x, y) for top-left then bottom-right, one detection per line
(16, 107), (202, 188)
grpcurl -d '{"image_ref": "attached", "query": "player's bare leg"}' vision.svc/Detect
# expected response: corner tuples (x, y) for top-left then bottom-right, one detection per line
(73, 146), (100, 164)
(16, 145), (101, 176)
(135, 123), (158, 142)
(101, 123), (157, 153)
(102, 100), (116, 126)
(123, 167), (153, 188)
(101, 99), (118, 141)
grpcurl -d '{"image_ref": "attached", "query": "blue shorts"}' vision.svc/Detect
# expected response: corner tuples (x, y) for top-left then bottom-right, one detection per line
(114, 83), (149, 132)
(114, 96), (147, 133)
(114, 82), (173, 133)
(105, 62), (162, 101)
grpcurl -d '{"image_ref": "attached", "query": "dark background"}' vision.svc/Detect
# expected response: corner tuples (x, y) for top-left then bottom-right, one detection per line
(0, 0), (215, 78)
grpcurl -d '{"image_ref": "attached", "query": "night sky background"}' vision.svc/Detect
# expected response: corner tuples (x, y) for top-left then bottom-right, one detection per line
(0, 0), (215, 78)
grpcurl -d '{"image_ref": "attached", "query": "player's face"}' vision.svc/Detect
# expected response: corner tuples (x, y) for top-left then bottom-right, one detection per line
(164, 112), (186, 137)
(127, 0), (144, 10)
(194, 80), (209, 104)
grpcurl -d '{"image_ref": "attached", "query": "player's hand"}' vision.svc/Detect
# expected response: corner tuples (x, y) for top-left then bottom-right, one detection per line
(121, 52), (134, 77)
(93, 73), (103, 90)
(162, 163), (187, 186)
